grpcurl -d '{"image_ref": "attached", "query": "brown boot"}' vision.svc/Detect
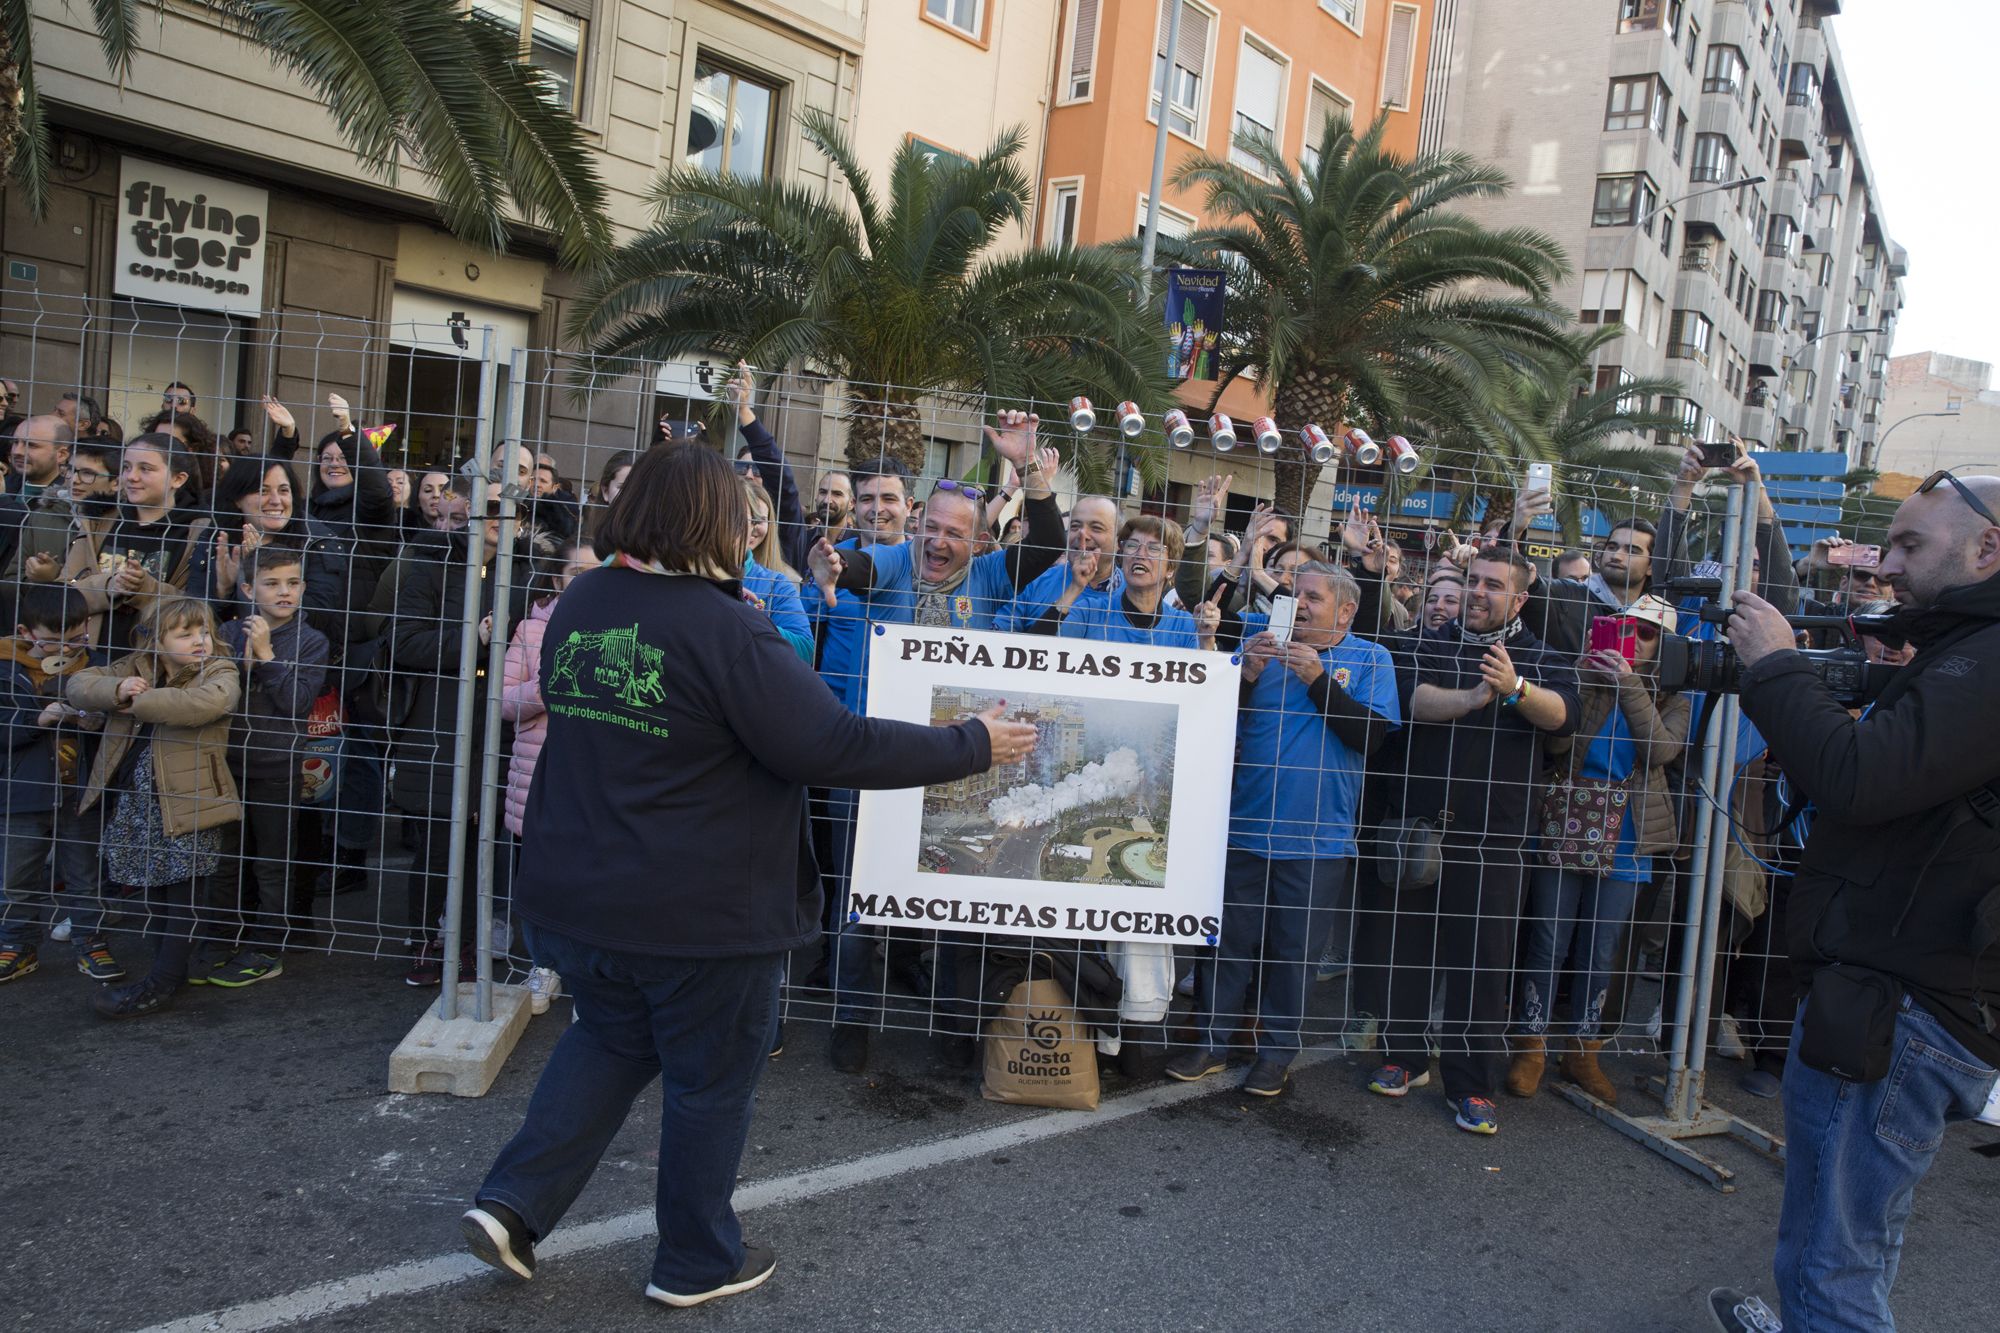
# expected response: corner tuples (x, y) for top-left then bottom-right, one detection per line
(1561, 1037), (1618, 1105)
(1504, 1035), (1546, 1098)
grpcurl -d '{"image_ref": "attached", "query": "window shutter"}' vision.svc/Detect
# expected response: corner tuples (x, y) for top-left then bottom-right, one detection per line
(1070, 0), (1099, 82)
(1308, 84), (1339, 142)
(1381, 5), (1417, 109)
(1157, 1), (1208, 72)
(540, 0), (596, 19)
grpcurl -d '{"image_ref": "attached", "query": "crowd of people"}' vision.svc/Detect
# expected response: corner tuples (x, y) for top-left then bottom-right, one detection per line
(0, 367), (1882, 1107)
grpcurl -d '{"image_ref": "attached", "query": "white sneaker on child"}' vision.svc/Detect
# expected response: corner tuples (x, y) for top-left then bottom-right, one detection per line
(526, 967), (562, 1016)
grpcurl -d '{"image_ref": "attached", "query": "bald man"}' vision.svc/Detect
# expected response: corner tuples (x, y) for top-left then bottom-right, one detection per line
(1714, 471), (2000, 1333)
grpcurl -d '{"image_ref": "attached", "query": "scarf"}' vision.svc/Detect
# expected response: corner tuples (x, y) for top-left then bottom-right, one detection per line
(913, 561), (972, 627)
(1459, 616), (1522, 647)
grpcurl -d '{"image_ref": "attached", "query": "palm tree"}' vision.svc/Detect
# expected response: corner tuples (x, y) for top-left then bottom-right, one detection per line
(1, 0), (611, 265)
(567, 109), (1172, 487)
(1157, 115), (1575, 518)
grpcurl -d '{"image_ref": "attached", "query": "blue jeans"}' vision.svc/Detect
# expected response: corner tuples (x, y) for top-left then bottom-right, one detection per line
(477, 924), (784, 1295)
(0, 809), (105, 947)
(1513, 866), (1643, 1038)
(1775, 997), (1998, 1331)
(1198, 852), (1348, 1065)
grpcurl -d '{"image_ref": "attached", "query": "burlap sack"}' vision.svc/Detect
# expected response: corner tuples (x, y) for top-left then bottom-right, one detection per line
(981, 975), (1100, 1111)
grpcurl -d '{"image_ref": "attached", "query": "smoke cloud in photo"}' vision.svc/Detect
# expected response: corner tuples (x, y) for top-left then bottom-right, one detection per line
(988, 748), (1144, 829)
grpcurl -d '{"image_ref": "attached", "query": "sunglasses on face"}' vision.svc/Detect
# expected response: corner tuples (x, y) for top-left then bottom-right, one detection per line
(1918, 470), (2000, 528)
(732, 459), (758, 476)
(933, 479), (985, 503)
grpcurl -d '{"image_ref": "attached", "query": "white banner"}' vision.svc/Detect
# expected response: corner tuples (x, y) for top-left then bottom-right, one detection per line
(851, 626), (1240, 944)
(114, 157), (268, 316)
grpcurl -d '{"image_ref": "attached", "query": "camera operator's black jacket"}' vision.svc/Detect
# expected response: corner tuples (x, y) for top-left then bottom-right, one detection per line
(1740, 575), (2000, 1067)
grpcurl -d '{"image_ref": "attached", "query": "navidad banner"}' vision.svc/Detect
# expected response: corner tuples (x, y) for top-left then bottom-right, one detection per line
(850, 626), (1239, 944)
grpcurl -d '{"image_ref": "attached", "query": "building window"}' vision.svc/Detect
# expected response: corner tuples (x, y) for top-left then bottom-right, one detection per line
(1604, 76), (1661, 132)
(1151, 1), (1215, 139)
(1673, 111), (1688, 163)
(1689, 132), (1736, 184)
(1230, 37), (1287, 173)
(687, 59), (778, 179)
(1590, 173), (1658, 229)
(1659, 209), (1675, 258)
(1047, 179), (1083, 247)
(473, 0), (591, 114)
(1303, 79), (1355, 175)
(1703, 44), (1746, 100)
(1579, 270), (1647, 329)
(1061, 0), (1100, 101)
(1381, 4), (1420, 110)
(1765, 213), (1798, 259)
(1787, 62), (1821, 108)
(1319, 0), (1362, 31)
(1685, 17), (1700, 72)
(1135, 195), (1197, 243)
(924, 0), (984, 39)
(1669, 309), (1714, 366)
(1616, 0), (1663, 33)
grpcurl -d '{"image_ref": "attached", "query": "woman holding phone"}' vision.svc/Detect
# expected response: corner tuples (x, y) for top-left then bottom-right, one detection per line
(1507, 595), (1689, 1105)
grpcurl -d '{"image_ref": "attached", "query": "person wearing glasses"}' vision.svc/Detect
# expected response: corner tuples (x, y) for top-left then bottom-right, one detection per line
(1505, 594), (1689, 1107)
(1706, 470), (2000, 1333)
(804, 411), (1066, 1076)
(1058, 515), (1215, 651)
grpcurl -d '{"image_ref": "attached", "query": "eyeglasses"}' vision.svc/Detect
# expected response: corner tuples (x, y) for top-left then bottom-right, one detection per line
(1119, 539), (1167, 558)
(732, 459), (758, 476)
(1633, 623), (1661, 643)
(1918, 469), (2000, 528)
(933, 479), (985, 503)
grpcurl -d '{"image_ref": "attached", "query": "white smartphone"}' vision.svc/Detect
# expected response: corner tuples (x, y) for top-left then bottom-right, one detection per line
(1267, 594), (1298, 647)
(1525, 461), (1554, 497)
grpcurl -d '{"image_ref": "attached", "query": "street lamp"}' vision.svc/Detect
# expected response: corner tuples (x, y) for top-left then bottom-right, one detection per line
(1633, 174), (1767, 230)
(1866, 409), (1963, 472)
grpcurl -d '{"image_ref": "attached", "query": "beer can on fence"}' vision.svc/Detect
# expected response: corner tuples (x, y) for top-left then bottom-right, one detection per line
(1163, 409), (1195, 449)
(1068, 396), (1096, 433)
(1253, 416), (1282, 454)
(1208, 413), (1237, 452)
(1117, 401), (1145, 437)
(1386, 434), (1420, 475)
(1301, 423), (1336, 464)
(1345, 428), (1382, 466)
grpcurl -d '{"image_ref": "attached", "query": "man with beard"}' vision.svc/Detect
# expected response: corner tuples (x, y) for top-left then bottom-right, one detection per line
(1706, 472), (2000, 1333)
(995, 492), (1120, 634)
(807, 412), (1065, 1074)
(812, 468), (854, 550)
(1365, 546), (1579, 1136)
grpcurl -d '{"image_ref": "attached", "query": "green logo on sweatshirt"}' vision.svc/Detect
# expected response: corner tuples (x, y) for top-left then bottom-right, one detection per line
(546, 625), (670, 738)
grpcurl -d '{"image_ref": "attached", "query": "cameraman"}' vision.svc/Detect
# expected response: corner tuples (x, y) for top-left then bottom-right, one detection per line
(1714, 472), (2000, 1333)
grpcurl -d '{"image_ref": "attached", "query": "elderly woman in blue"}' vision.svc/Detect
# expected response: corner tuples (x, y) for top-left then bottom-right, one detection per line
(1058, 514), (1219, 650)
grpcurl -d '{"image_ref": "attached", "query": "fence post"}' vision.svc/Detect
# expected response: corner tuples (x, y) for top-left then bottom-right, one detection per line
(471, 348), (529, 1022)
(436, 329), (497, 1023)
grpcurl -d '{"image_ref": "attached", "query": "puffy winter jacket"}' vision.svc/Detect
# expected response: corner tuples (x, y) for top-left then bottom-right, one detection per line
(499, 599), (553, 836)
(68, 650), (242, 836)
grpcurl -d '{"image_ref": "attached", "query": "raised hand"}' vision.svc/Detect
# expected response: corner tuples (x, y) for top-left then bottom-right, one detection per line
(262, 395), (295, 435)
(982, 410), (1041, 471)
(1190, 474), (1232, 530)
(1511, 486), (1554, 536)
(1193, 599), (1221, 648)
(213, 530), (242, 596)
(327, 393), (351, 428)
(807, 537), (845, 609)
(1479, 642), (1521, 698)
(728, 359), (755, 422)
(1339, 497), (1371, 554)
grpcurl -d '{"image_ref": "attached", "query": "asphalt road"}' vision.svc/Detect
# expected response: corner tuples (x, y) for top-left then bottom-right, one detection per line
(6, 945), (1996, 1333)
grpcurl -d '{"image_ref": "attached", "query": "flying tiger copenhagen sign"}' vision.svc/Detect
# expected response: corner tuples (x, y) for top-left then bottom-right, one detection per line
(114, 157), (268, 316)
(849, 626), (1239, 944)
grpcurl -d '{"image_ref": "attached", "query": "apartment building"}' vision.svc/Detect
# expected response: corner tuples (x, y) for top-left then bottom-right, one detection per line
(1038, 0), (1433, 509)
(1874, 351), (1997, 484)
(1420, 0), (1904, 466)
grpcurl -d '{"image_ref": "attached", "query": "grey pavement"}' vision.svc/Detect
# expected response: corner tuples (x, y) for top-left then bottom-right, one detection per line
(4, 945), (1995, 1333)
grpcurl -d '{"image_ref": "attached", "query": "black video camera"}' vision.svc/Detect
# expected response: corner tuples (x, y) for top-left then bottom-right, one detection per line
(1653, 577), (1902, 707)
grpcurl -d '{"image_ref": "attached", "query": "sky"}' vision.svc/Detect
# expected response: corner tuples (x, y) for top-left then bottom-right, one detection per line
(1836, 2), (2000, 369)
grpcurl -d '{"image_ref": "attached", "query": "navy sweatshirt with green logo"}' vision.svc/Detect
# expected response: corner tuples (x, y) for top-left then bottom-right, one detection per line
(513, 565), (992, 959)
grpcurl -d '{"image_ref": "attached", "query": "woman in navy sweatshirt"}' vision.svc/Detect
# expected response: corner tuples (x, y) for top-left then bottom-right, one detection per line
(460, 444), (1036, 1311)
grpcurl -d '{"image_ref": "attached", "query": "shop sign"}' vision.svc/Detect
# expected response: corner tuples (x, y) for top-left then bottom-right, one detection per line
(114, 157), (268, 316)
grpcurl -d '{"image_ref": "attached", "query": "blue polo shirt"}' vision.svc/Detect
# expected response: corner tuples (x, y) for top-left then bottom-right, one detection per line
(995, 560), (1121, 634)
(1228, 618), (1400, 861)
(860, 541), (1025, 630)
(812, 537), (876, 712)
(743, 556), (811, 662)
(1057, 587), (1200, 647)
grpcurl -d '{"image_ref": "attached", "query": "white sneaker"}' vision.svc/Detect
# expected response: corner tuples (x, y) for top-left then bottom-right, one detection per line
(1978, 1077), (2000, 1128)
(1717, 1012), (1748, 1061)
(526, 967), (561, 1016)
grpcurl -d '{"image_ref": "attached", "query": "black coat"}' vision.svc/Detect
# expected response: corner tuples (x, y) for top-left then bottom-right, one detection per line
(513, 565), (992, 959)
(1740, 573), (2000, 1067)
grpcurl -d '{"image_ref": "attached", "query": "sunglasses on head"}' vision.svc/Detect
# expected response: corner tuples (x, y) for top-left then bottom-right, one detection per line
(1918, 469), (2000, 528)
(933, 479), (985, 503)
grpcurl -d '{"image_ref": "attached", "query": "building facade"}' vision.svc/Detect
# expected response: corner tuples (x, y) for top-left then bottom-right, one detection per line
(1040, 0), (1435, 515)
(2, 1), (1065, 488)
(1874, 352), (1997, 486)
(1420, 0), (1904, 466)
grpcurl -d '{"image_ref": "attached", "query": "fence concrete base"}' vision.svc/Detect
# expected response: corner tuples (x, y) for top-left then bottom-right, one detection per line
(387, 984), (532, 1097)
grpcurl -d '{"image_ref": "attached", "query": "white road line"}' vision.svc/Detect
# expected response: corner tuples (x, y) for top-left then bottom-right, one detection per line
(130, 1047), (1334, 1333)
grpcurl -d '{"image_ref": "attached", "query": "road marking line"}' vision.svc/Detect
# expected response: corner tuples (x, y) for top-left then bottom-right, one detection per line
(131, 1047), (1336, 1333)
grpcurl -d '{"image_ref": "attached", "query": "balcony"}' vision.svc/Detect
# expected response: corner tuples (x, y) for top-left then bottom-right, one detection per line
(1795, 22), (1828, 72)
(1680, 246), (1723, 281)
(1669, 342), (1712, 367)
(1781, 100), (1822, 156)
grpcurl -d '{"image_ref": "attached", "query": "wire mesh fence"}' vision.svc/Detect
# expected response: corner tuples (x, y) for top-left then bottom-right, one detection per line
(0, 293), (1890, 1127)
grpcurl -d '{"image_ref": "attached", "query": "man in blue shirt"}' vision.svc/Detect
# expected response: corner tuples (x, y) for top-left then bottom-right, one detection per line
(1167, 562), (1400, 1097)
(806, 411), (1067, 1074)
(1058, 514), (1216, 649)
(996, 494), (1121, 634)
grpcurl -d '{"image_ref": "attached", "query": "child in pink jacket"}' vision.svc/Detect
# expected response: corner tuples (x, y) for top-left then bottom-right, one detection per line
(500, 541), (593, 1013)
